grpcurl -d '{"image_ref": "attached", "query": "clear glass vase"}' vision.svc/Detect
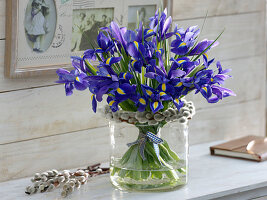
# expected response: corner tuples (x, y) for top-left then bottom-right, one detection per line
(109, 117), (188, 191)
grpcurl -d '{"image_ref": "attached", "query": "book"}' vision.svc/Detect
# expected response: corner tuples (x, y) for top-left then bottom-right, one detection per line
(210, 135), (267, 162)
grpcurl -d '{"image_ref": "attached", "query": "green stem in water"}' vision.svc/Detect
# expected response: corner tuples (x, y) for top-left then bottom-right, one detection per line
(111, 123), (185, 184)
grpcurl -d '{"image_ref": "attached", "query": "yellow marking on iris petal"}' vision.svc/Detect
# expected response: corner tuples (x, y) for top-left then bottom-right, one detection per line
(134, 41), (139, 49)
(139, 98), (146, 105)
(146, 90), (153, 96)
(203, 53), (208, 59)
(156, 49), (162, 54)
(178, 42), (186, 47)
(153, 102), (159, 109)
(159, 92), (166, 96)
(131, 60), (137, 66)
(175, 98), (179, 104)
(117, 88), (126, 95)
(210, 78), (214, 82)
(91, 95), (94, 101)
(106, 58), (112, 65)
(161, 83), (166, 91)
(178, 60), (185, 64)
(107, 74), (111, 77)
(109, 100), (115, 106)
(123, 73), (127, 79)
(76, 76), (80, 82)
(147, 29), (153, 33)
(97, 48), (101, 50)
(176, 32), (181, 38)
(203, 87), (208, 93)
(175, 82), (183, 87)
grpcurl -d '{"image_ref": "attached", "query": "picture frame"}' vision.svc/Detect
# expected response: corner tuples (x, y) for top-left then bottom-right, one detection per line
(5, 0), (74, 78)
(71, 0), (123, 56)
(5, 0), (166, 78)
(123, 0), (163, 29)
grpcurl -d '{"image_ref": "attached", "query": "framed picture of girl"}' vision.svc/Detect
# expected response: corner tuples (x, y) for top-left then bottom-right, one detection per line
(5, 0), (73, 77)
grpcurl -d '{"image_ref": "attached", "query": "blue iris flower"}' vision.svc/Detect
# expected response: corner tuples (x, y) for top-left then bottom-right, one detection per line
(141, 84), (173, 113)
(193, 61), (235, 103)
(84, 57), (122, 112)
(95, 32), (114, 53)
(171, 25), (200, 55)
(56, 68), (88, 96)
(149, 9), (173, 41)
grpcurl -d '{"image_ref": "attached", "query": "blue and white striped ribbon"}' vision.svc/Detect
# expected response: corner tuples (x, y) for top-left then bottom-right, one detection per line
(146, 131), (163, 144)
(127, 131), (163, 164)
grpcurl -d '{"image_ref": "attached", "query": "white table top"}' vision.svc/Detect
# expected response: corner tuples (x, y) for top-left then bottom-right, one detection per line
(1, 141), (267, 200)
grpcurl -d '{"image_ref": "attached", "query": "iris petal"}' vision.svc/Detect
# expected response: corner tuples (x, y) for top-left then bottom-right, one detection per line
(150, 101), (164, 113)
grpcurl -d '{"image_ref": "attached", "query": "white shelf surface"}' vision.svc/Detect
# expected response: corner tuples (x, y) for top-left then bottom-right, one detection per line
(1, 141), (267, 200)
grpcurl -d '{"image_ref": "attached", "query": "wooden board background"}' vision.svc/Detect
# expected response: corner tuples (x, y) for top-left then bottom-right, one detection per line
(0, 0), (266, 182)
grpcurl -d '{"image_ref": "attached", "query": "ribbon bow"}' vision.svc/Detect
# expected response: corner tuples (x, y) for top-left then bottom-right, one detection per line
(127, 131), (163, 164)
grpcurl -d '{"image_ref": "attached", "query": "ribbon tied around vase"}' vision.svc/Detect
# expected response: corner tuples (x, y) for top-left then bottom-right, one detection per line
(127, 131), (164, 165)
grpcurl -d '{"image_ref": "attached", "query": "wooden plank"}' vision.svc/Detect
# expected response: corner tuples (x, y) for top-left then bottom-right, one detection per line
(189, 99), (265, 145)
(0, 84), (108, 145)
(0, 0), (5, 39)
(186, 55), (266, 109)
(0, 40), (60, 93)
(174, 12), (265, 61)
(172, 0), (265, 20)
(0, 126), (110, 182)
(0, 99), (264, 182)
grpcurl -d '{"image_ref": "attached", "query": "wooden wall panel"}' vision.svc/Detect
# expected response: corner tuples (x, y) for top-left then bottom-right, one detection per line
(0, 85), (108, 144)
(174, 12), (265, 61)
(0, 41), (58, 93)
(0, 127), (110, 182)
(172, 0), (265, 20)
(189, 99), (265, 145)
(187, 56), (265, 109)
(0, 99), (263, 182)
(0, 0), (5, 39)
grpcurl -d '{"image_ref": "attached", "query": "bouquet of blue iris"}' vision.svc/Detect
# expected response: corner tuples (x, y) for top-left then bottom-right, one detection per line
(56, 8), (235, 191)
